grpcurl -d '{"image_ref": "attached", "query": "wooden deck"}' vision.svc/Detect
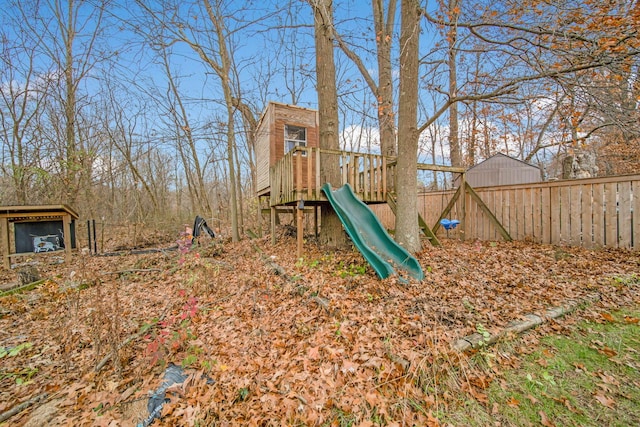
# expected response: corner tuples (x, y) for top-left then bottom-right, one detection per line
(266, 146), (466, 207)
(263, 147), (470, 253)
(267, 147), (392, 206)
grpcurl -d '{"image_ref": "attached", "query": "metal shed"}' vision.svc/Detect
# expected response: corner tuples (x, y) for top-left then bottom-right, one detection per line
(465, 153), (542, 188)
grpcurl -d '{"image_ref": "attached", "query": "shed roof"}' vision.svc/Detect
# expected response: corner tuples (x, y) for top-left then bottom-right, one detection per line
(0, 205), (79, 220)
(467, 153), (538, 172)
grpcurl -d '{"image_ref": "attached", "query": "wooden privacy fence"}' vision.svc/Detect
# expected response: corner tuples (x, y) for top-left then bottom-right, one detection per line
(371, 174), (640, 249)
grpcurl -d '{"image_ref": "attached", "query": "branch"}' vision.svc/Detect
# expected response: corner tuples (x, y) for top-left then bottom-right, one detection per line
(334, 34), (379, 96)
(101, 268), (162, 276)
(417, 52), (638, 135)
(421, 8), (592, 45)
(0, 393), (48, 423)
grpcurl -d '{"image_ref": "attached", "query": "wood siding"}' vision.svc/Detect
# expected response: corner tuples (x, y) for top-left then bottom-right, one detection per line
(255, 102), (319, 195)
(370, 174), (640, 249)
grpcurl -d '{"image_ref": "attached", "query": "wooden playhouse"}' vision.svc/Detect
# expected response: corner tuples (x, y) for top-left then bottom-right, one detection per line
(253, 102), (497, 254)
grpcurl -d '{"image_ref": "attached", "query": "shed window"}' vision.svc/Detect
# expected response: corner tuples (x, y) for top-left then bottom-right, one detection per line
(285, 124), (307, 154)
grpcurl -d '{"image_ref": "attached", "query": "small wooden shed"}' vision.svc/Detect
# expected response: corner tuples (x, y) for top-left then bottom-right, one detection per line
(255, 102), (319, 196)
(1, 205), (78, 269)
(465, 153), (542, 188)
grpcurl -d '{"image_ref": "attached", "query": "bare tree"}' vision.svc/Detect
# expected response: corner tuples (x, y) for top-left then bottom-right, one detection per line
(36, 0), (109, 206)
(0, 21), (50, 204)
(395, 0), (422, 253)
(446, 0), (461, 168)
(309, 0), (348, 247)
(133, 0), (276, 242)
(336, 0), (398, 157)
(267, 2), (316, 106)
(423, 0), (639, 167)
(99, 81), (160, 216)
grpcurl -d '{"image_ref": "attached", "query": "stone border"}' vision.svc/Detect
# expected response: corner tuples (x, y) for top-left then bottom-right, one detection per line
(452, 293), (601, 352)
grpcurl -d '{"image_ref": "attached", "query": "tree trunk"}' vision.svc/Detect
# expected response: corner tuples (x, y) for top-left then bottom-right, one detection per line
(447, 0), (461, 168)
(233, 136), (244, 234)
(64, 0), (77, 206)
(373, 0), (398, 158)
(395, 0), (421, 254)
(311, 0), (348, 248)
(216, 45), (240, 242)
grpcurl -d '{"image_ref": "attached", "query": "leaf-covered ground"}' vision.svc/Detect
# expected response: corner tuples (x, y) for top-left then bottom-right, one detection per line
(0, 233), (638, 426)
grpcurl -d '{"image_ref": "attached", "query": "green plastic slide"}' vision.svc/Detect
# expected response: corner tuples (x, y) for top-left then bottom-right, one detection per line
(321, 183), (424, 281)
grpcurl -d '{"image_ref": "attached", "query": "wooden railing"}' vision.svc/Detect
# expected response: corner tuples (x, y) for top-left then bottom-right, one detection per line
(371, 174), (640, 249)
(269, 147), (391, 206)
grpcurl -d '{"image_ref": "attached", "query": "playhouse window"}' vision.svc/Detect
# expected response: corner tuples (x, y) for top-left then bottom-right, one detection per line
(285, 124), (307, 154)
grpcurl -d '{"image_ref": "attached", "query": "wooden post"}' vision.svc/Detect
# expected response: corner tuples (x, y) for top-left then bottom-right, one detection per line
(1, 217), (9, 269)
(314, 205), (319, 237)
(370, 155), (374, 199)
(257, 198), (263, 238)
(315, 148), (321, 197)
(307, 148), (313, 199)
(296, 200), (304, 259)
(633, 180), (640, 249)
(460, 173), (466, 240)
(375, 156), (381, 200)
(341, 153), (348, 186)
(352, 155), (359, 192)
(296, 151), (303, 194)
(271, 206), (276, 246)
(382, 156), (387, 199)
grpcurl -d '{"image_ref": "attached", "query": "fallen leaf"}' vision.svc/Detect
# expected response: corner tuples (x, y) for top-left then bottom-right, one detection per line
(117, 385), (137, 403)
(597, 371), (620, 385)
(598, 346), (618, 357)
(341, 360), (358, 374)
(539, 410), (556, 427)
(365, 391), (379, 407)
(491, 402), (499, 415)
(506, 396), (520, 408)
(600, 312), (615, 322)
(308, 346), (320, 360)
(525, 394), (539, 405)
(469, 374), (493, 389)
(536, 357), (549, 367)
(594, 393), (616, 408)
(573, 362), (586, 372)
(596, 383), (613, 394)
(623, 316), (639, 324)
(469, 387), (488, 404)
(426, 410), (441, 427)
(564, 398), (578, 413)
